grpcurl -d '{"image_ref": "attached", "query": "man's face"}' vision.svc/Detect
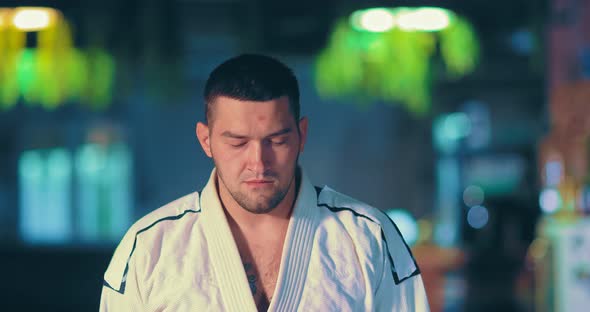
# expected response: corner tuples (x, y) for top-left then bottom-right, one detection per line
(196, 96), (308, 214)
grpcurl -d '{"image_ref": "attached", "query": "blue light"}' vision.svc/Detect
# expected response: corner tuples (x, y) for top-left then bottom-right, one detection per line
(45, 148), (72, 241)
(433, 112), (472, 154)
(76, 144), (103, 241)
(539, 188), (561, 214)
(467, 205), (489, 229)
(76, 142), (132, 242)
(105, 143), (133, 240)
(545, 161), (562, 187)
(509, 29), (533, 55)
(386, 209), (419, 246)
(434, 222), (457, 247)
(19, 151), (44, 242)
(19, 148), (72, 244)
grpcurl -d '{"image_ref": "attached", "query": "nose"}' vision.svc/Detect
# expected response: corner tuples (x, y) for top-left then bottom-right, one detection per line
(247, 141), (270, 174)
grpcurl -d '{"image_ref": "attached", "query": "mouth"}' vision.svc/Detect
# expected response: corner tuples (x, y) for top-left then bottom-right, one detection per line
(244, 180), (274, 187)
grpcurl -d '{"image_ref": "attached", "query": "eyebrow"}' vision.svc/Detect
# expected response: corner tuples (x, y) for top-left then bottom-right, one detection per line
(221, 127), (292, 139)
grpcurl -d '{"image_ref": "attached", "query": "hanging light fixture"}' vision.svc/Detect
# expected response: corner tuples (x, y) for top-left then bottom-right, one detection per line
(12, 7), (58, 31)
(0, 7), (115, 111)
(315, 7), (479, 117)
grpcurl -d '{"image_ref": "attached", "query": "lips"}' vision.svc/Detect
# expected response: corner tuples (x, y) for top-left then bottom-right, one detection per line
(244, 180), (274, 186)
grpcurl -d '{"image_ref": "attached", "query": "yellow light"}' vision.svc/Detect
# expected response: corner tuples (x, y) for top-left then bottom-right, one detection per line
(12, 7), (56, 31)
(397, 7), (451, 32)
(358, 8), (395, 32)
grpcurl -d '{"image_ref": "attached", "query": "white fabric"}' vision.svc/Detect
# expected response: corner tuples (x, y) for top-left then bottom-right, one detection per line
(100, 168), (430, 311)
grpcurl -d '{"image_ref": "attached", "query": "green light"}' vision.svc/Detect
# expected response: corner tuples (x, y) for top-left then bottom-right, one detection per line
(0, 8), (118, 111)
(66, 49), (88, 100)
(0, 23), (25, 109)
(87, 49), (115, 110)
(3, 47), (115, 110)
(321, 7), (479, 117)
(17, 49), (37, 104)
(440, 18), (479, 76)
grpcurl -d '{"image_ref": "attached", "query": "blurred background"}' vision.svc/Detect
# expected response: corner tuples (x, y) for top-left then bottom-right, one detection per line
(0, 0), (589, 311)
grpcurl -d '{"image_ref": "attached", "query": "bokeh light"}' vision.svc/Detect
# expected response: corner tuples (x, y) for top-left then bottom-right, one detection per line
(539, 188), (562, 214)
(467, 205), (489, 229)
(318, 7), (478, 117)
(463, 185), (485, 207)
(442, 112), (472, 140)
(396, 7), (451, 32)
(386, 209), (419, 246)
(544, 160), (562, 187)
(356, 8), (395, 32)
(12, 7), (56, 31)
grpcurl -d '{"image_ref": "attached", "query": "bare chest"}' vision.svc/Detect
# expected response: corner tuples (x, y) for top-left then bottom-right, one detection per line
(239, 240), (284, 310)
(247, 251), (280, 292)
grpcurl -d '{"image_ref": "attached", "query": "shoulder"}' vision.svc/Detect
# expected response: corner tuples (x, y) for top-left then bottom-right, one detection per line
(315, 186), (420, 284)
(128, 192), (201, 236)
(316, 185), (389, 227)
(103, 191), (202, 294)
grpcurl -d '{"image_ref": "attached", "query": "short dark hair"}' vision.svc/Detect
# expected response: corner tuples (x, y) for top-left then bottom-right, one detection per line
(203, 54), (300, 125)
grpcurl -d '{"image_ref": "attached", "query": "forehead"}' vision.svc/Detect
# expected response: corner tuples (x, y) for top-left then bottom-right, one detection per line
(210, 96), (295, 128)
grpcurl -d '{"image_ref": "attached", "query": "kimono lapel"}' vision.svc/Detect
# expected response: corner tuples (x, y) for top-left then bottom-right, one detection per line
(268, 169), (319, 312)
(200, 168), (320, 312)
(201, 169), (258, 312)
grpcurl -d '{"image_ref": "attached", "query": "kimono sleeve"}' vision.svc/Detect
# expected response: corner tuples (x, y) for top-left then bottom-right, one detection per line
(373, 216), (430, 312)
(99, 227), (146, 311)
(373, 260), (430, 312)
(100, 279), (142, 312)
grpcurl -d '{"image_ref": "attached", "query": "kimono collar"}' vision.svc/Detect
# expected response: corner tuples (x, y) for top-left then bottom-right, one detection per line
(200, 167), (319, 312)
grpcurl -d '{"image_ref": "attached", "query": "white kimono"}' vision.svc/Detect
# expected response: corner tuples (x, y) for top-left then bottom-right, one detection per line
(100, 168), (430, 311)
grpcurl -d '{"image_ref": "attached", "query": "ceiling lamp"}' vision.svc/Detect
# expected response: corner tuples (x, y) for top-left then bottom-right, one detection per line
(12, 7), (58, 31)
(0, 7), (115, 111)
(315, 7), (479, 117)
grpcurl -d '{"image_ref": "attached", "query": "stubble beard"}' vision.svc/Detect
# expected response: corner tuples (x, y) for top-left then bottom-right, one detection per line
(232, 180), (291, 214)
(216, 164), (297, 215)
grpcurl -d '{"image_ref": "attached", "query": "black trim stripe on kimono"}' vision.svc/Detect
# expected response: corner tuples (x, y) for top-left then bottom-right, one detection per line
(314, 186), (421, 285)
(103, 196), (202, 294)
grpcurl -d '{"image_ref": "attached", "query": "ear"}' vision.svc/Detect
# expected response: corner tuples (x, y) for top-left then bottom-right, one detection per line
(297, 117), (308, 153)
(196, 122), (212, 158)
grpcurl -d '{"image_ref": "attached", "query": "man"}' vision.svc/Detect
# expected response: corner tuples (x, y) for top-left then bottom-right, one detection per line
(100, 54), (430, 311)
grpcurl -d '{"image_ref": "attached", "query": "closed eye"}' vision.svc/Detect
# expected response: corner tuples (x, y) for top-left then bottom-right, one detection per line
(265, 136), (288, 146)
(229, 142), (247, 147)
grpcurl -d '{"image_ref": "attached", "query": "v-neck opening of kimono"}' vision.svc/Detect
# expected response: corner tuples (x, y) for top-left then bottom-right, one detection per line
(200, 167), (319, 312)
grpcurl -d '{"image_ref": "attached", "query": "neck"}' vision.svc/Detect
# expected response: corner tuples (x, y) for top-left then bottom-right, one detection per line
(217, 169), (300, 232)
